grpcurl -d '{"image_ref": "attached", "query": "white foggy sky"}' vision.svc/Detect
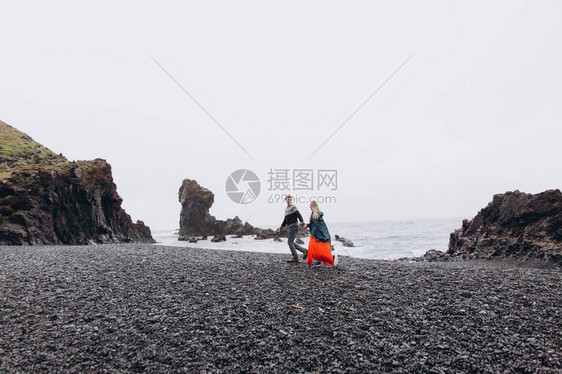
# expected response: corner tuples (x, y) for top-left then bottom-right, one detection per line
(1, 1), (561, 230)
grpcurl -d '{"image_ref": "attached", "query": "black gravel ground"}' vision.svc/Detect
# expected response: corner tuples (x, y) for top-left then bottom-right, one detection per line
(0, 244), (560, 373)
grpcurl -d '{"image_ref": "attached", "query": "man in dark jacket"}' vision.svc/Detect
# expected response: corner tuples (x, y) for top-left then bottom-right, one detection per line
(277, 195), (306, 262)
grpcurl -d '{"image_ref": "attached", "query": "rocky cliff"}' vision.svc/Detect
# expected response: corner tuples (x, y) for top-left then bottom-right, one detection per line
(0, 120), (154, 245)
(448, 190), (562, 264)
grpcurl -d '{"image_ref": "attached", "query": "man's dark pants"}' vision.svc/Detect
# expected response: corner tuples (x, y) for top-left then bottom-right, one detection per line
(287, 224), (306, 258)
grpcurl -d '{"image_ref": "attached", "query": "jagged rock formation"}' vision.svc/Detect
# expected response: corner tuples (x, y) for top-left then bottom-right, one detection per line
(253, 226), (309, 241)
(178, 179), (262, 237)
(254, 228), (277, 240)
(448, 190), (562, 264)
(0, 120), (154, 245)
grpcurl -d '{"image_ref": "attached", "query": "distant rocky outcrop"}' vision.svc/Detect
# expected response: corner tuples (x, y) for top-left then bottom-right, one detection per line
(178, 178), (311, 241)
(253, 226), (309, 241)
(254, 228), (277, 240)
(178, 179), (262, 237)
(178, 236), (199, 243)
(448, 190), (562, 264)
(0, 120), (154, 245)
(335, 234), (354, 247)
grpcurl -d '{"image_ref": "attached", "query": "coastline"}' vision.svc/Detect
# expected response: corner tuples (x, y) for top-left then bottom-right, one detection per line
(152, 216), (461, 260)
(1, 244), (560, 372)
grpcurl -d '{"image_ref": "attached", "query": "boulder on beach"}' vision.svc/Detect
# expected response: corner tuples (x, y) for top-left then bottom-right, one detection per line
(0, 121), (155, 245)
(335, 234), (354, 247)
(422, 249), (450, 262)
(211, 234), (226, 243)
(448, 189), (562, 264)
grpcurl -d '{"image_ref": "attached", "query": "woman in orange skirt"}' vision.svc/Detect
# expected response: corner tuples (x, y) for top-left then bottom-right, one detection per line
(303, 201), (339, 267)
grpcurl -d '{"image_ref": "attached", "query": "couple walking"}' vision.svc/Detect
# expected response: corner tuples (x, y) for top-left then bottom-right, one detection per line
(277, 195), (338, 266)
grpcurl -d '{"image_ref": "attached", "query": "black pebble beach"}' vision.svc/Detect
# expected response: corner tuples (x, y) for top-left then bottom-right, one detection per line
(1, 244), (560, 373)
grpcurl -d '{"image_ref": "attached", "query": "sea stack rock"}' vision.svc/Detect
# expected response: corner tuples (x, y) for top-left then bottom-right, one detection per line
(178, 178), (260, 237)
(0, 120), (155, 245)
(448, 190), (562, 264)
(178, 179), (217, 236)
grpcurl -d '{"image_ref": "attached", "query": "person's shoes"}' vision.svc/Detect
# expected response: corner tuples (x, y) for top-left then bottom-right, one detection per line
(333, 254), (339, 266)
(302, 249), (308, 259)
(287, 258), (299, 263)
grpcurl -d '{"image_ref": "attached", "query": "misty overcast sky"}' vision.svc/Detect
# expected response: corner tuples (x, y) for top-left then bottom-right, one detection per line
(1, 1), (561, 230)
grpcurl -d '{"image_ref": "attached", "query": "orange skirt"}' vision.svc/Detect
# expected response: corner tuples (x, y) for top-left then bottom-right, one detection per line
(307, 236), (334, 266)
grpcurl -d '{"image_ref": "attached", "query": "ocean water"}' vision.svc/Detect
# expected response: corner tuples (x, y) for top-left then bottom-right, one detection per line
(153, 217), (463, 260)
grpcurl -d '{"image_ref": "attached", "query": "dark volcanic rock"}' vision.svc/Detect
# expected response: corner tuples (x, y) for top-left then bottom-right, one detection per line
(236, 221), (259, 236)
(0, 121), (154, 245)
(448, 190), (562, 264)
(177, 179), (216, 236)
(335, 234), (354, 247)
(404, 249), (460, 263)
(210, 234), (226, 242)
(254, 228), (277, 240)
(178, 235), (198, 243)
(423, 249), (451, 262)
(254, 226), (309, 240)
(178, 179), (262, 237)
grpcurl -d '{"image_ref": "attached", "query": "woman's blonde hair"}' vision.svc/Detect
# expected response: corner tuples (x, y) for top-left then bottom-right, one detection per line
(310, 200), (320, 219)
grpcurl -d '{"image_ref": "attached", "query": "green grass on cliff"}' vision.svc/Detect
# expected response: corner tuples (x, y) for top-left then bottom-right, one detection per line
(0, 120), (69, 180)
